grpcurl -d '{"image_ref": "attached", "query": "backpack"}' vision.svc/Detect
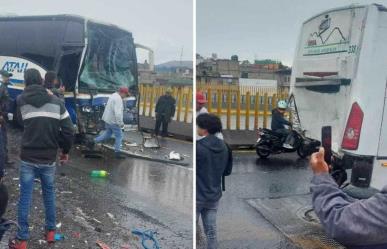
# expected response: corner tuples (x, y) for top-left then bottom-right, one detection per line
(222, 143), (233, 191)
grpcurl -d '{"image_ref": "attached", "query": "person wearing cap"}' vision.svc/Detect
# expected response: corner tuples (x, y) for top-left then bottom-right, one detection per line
(196, 91), (224, 140)
(93, 87), (129, 159)
(154, 87), (176, 137)
(0, 70), (13, 165)
(196, 91), (208, 116)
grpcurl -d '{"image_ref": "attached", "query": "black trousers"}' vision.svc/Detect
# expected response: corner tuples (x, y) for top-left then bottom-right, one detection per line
(275, 128), (294, 145)
(1, 125), (7, 162)
(155, 114), (169, 136)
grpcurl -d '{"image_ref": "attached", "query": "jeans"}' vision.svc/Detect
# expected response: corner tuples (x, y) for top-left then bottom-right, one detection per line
(94, 123), (123, 152)
(17, 161), (56, 240)
(154, 114), (169, 136)
(197, 206), (218, 249)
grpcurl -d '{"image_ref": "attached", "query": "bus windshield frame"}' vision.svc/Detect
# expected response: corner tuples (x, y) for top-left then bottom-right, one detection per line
(79, 22), (138, 93)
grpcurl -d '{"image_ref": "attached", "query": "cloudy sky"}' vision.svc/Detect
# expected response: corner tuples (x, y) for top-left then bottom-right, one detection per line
(197, 0), (387, 66)
(0, 0), (193, 64)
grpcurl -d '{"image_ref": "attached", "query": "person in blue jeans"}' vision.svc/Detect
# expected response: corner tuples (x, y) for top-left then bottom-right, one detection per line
(9, 69), (74, 249)
(196, 114), (229, 249)
(93, 87), (129, 159)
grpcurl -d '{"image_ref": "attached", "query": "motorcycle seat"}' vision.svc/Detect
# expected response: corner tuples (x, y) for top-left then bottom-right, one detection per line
(260, 128), (283, 138)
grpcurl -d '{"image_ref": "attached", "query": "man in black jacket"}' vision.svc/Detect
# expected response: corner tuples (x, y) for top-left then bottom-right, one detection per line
(9, 69), (74, 249)
(0, 70), (14, 165)
(154, 87), (176, 137)
(196, 113), (229, 249)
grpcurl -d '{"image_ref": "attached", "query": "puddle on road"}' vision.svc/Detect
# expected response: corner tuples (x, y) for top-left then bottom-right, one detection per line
(68, 149), (193, 216)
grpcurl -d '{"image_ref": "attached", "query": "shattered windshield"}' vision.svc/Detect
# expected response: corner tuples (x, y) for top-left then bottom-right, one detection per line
(79, 22), (137, 92)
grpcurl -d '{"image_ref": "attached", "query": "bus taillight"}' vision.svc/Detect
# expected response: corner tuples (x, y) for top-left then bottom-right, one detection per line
(342, 102), (364, 150)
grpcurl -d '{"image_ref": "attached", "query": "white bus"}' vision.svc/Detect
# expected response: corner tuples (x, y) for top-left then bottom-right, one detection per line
(290, 4), (387, 191)
(0, 15), (139, 135)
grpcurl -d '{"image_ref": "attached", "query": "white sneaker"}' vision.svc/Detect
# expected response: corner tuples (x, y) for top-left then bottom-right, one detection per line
(283, 143), (293, 149)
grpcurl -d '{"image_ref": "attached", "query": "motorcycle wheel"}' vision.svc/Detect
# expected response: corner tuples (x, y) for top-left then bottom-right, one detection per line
(256, 145), (271, 159)
(297, 144), (309, 158)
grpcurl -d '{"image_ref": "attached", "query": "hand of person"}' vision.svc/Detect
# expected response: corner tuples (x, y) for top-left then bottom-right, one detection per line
(310, 147), (330, 175)
(46, 89), (54, 95)
(59, 153), (69, 165)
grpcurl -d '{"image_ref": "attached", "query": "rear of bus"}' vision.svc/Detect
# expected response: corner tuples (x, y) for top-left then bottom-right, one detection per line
(290, 4), (387, 191)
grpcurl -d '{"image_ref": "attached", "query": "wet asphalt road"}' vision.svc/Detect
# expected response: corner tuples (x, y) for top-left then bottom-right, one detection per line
(207, 151), (314, 249)
(1, 128), (193, 249)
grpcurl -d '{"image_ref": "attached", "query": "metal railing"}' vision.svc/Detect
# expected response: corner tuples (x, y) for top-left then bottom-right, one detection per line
(139, 84), (193, 123)
(197, 84), (290, 130)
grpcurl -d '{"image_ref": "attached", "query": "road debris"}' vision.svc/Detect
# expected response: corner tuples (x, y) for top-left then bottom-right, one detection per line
(91, 170), (109, 178)
(54, 233), (65, 241)
(125, 142), (138, 147)
(132, 229), (160, 249)
(168, 151), (182, 161)
(96, 240), (111, 249)
(72, 232), (81, 239)
(60, 191), (73, 194)
(143, 136), (160, 148)
(38, 239), (46, 245)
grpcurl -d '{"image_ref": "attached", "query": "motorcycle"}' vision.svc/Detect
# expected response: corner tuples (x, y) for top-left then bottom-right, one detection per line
(255, 128), (320, 159)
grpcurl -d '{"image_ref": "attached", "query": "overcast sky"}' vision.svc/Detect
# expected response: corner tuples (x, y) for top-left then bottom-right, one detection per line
(0, 0), (193, 64)
(197, 0), (387, 66)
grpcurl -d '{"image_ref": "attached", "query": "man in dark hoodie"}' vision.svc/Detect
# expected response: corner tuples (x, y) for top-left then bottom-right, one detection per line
(9, 69), (74, 249)
(271, 100), (293, 148)
(196, 113), (229, 249)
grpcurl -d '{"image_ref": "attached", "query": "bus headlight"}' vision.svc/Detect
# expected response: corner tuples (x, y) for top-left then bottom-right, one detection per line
(81, 106), (92, 113)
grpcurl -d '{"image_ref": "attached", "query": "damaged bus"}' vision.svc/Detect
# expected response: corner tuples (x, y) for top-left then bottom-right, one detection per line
(0, 15), (138, 137)
(290, 4), (387, 193)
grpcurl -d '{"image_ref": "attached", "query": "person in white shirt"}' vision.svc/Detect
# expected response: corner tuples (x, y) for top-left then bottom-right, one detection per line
(93, 87), (129, 159)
